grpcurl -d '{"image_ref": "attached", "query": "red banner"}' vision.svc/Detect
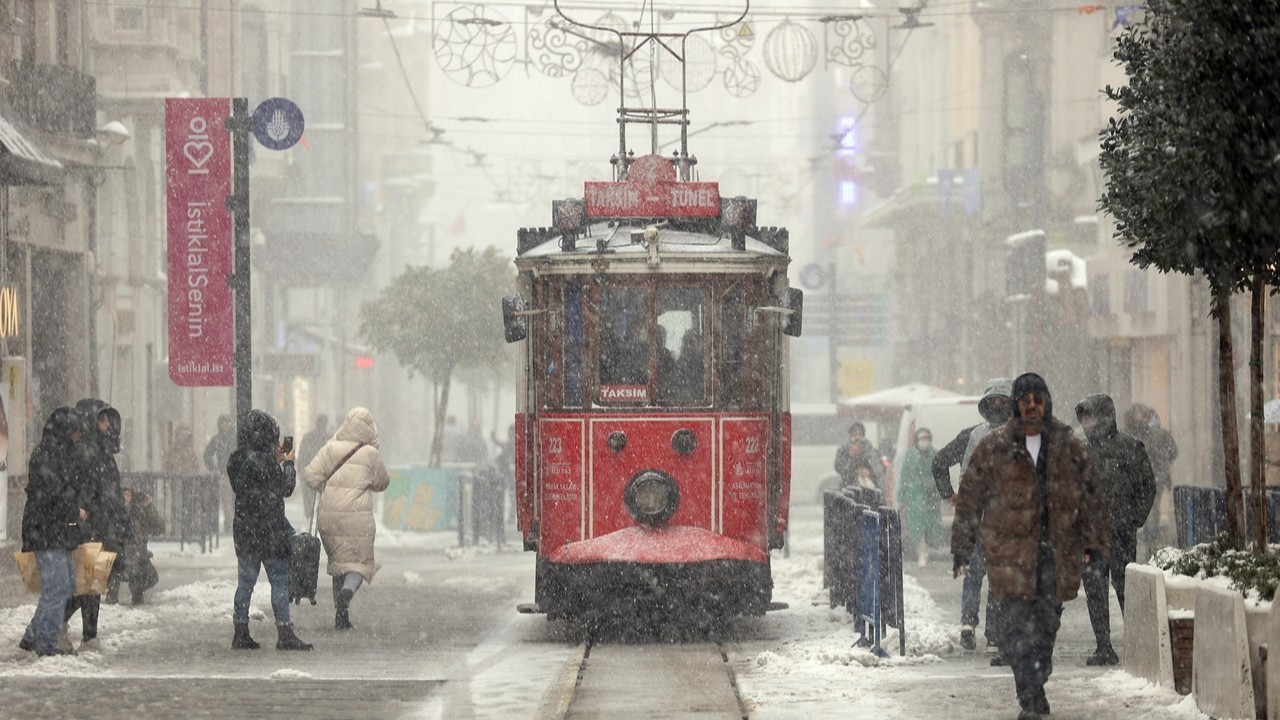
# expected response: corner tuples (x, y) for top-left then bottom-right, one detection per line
(166, 98), (234, 387)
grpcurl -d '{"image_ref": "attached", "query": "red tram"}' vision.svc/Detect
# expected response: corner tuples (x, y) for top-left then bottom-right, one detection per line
(500, 0), (801, 623)
(502, 150), (803, 620)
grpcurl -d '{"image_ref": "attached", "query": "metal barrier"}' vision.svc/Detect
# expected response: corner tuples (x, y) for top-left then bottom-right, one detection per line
(822, 487), (905, 657)
(456, 465), (506, 548)
(1173, 485), (1280, 547)
(121, 472), (220, 552)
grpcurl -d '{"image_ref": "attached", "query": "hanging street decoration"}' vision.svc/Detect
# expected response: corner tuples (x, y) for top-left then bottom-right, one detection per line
(425, 2), (886, 106)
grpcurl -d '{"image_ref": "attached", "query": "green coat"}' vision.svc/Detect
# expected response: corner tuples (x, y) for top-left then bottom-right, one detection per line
(897, 447), (943, 548)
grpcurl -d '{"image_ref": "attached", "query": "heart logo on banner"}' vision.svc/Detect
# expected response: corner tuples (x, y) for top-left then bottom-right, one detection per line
(183, 140), (214, 169)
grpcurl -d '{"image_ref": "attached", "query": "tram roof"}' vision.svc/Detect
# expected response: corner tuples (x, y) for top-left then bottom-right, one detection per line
(516, 221), (789, 264)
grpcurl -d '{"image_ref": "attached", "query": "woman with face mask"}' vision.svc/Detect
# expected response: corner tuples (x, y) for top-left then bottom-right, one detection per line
(897, 428), (944, 567)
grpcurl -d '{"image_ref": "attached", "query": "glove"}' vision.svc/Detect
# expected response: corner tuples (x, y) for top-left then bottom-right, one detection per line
(953, 555), (969, 579)
(1083, 548), (1101, 565)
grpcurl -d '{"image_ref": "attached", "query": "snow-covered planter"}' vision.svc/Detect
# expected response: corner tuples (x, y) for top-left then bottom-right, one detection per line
(1150, 542), (1277, 718)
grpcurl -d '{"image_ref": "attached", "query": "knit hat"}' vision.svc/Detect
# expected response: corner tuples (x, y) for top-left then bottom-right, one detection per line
(1011, 372), (1052, 418)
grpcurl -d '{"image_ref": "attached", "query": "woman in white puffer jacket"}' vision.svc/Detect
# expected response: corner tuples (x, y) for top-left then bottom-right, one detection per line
(303, 407), (390, 630)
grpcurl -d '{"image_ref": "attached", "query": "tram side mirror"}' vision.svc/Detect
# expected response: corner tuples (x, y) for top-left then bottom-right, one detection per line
(782, 287), (803, 337)
(502, 295), (528, 343)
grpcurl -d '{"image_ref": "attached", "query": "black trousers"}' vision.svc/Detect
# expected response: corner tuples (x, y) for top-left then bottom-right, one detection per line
(64, 595), (99, 641)
(1083, 529), (1137, 647)
(1000, 544), (1061, 715)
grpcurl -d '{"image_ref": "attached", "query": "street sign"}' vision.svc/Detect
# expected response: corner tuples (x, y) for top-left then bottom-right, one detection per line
(252, 97), (305, 150)
(584, 154), (719, 218)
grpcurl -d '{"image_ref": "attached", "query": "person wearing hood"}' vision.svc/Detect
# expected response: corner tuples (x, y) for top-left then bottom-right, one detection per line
(1075, 393), (1157, 666)
(63, 399), (128, 652)
(304, 407), (390, 630)
(19, 407), (87, 656)
(897, 427), (943, 566)
(228, 409), (312, 651)
(932, 377), (1011, 655)
(952, 373), (1110, 720)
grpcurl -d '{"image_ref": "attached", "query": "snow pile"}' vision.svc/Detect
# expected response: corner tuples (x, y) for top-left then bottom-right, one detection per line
(440, 575), (520, 598)
(270, 668), (314, 680)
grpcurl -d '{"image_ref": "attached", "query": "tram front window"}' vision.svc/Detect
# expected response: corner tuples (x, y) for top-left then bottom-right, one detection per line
(657, 287), (707, 404)
(599, 287), (649, 387)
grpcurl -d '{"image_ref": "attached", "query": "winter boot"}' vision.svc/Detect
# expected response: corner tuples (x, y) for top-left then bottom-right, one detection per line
(335, 588), (354, 630)
(990, 650), (1009, 666)
(131, 591), (144, 606)
(959, 626), (976, 651)
(1085, 644), (1119, 666)
(276, 624), (313, 651)
(231, 622), (261, 650)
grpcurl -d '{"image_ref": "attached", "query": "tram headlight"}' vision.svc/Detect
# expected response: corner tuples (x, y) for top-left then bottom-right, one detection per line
(624, 470), (680, 527)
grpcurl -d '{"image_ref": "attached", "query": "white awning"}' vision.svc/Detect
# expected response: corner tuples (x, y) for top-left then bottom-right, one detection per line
(0, 110), (64, 185)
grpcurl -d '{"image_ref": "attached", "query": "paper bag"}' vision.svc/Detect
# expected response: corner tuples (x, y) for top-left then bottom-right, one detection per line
(72, 542), (103, 596)
(13, 551), (40, 594)
(90, 551), (117, 595)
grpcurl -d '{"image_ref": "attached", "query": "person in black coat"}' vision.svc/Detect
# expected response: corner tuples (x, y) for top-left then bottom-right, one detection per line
(63, 399), (128, 651)
(19, 407), (87, 656)
(228, 409), (311, 651)
(1075, 393), (1157, 666)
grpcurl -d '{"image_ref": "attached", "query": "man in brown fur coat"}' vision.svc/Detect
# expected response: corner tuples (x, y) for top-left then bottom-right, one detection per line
(951, 372), (1111, 720)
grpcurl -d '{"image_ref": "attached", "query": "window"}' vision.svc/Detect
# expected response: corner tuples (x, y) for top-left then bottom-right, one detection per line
(563, 283), (584, 406)
(114, 7), (145, 32)
(598, 286), (649, 392)
(656, 287), (707, 405)
(721, 285), (749, 408)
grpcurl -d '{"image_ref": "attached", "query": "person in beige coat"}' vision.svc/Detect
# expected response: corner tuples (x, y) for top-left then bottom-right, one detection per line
(303, 407), (390, 630)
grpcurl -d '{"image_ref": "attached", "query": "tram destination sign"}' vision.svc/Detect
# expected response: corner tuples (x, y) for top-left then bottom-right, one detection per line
(585, 154), (719, 219)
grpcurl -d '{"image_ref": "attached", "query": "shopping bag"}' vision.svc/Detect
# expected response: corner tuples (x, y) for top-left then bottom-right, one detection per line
(72, 542), (103, 596)
(90, 551), (118, 595)
(13, 551), (40, 594)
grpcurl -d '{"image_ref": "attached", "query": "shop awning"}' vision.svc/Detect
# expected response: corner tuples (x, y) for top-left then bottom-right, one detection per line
(0, 110), (64, 186)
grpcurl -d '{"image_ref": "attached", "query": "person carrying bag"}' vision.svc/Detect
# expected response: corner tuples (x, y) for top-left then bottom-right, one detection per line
(304, 407), (390, 631)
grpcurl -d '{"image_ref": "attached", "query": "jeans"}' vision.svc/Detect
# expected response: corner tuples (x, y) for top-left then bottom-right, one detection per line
(233, 556), (290, 625)
(24, 550), (74, 653)
(961, 535), (1002, 644)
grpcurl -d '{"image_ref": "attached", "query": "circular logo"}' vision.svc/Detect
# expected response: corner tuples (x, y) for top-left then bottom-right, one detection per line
(252, 98), (305, 151)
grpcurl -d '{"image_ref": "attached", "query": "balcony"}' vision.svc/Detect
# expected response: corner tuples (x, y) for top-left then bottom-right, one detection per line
(6, 62), (97, 139)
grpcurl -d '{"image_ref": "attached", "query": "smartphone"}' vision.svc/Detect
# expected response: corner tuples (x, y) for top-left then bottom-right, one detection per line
(282, 436), (294, 454)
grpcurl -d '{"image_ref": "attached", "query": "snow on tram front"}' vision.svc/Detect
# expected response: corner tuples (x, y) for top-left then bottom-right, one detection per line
(499, 152), (804, 623)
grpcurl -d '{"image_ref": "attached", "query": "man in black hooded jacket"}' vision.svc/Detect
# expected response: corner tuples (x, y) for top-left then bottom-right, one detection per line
(63, 399), (129, 650)
(1075, 393), (1157, 666)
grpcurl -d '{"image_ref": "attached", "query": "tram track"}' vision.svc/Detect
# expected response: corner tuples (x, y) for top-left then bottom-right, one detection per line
(552, 634), (748, 719)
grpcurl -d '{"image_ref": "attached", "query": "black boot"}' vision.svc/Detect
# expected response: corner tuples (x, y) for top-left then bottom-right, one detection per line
(276, 623), (313, 651)
(1086, 644), (1119, 666)
(335, 588), (354, 630)
(231, 622), (260, 650)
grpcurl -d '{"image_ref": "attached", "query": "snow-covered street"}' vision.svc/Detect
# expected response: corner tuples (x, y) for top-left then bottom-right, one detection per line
(0, 504), (1209, 719)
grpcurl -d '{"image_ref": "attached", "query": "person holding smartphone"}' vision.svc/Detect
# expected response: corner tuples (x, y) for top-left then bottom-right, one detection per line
(227, 409), (311, 651)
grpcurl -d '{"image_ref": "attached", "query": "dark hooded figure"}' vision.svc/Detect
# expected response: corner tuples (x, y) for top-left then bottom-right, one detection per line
(63, 398), (128, 651)
(952, 373), (1110, 720)
(19, 407), (86, 656)
(933, 377), (1012, 656)
(227, 409), (311, 651)
(1075, 393), (1157, 666)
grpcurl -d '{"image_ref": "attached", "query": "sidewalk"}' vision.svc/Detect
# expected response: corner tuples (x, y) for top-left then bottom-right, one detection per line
(730, 505), (1207, 720)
